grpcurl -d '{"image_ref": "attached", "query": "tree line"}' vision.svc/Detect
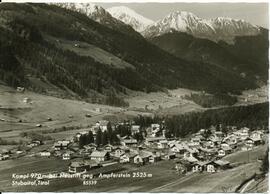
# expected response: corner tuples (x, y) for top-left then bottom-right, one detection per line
(134, 102), (268, 138)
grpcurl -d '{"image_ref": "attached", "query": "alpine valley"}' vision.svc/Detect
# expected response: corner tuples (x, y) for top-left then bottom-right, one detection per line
(0, 3), (268, 106)
(0, 3), (269, 193)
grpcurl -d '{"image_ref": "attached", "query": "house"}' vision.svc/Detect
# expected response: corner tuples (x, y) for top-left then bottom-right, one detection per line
(151, 124), (160, 130)
(157, 140), (168, 149)
(63, 153), (71, 160)
(213, 160), (231, 171)
(192, 161), (210, 172)
(170, 143), (186, 154)
(83, 144), (97, 152)
(223, 135), (238, 146)
(250, 130), (264, 139)
(23, 97), (31, 103)
(69, 161), (88, 174)
(40, 151), (51, 157)
(133, 151), (153, 165)
(114, 147), (126, 157)
(149, 152), (161, 163)
(131, 125), (140, 135)
(250, 137), (263, 146)
(119, 153), (130, 163)
(165, 152), (176, 160)
(69, 160), (99, 174)
(119, 152), (137, 163)
(235, 127), (250, 140)
(104, 144), (114, 152)
(62, 151), (74, 160)
(90, 151), (110, 162)
(121, 137), (138, 146)
(54, 140), (70, 150)
(245, 137), (254, 148)
(17, 87), (25, 92)
(209, 135), (222, 145)
(190, 137), (201, 146)
(0, 154), (10, 161)
(145, 137), (166, 145)
(199, 147), (217, 159)
(217, 149), (226, 157)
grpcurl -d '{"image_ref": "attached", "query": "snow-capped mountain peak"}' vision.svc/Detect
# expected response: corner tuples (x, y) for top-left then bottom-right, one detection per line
(144, 10), (216, 38)
(55, 3), (142, 38)
(143, 11), (260, 43)
(107, 6), (154, 32)
(55, 3), (107, 22)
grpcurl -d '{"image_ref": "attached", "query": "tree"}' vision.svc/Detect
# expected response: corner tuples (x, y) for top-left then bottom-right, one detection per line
(79, 134), (87, 149)
(87, 131), (94, 144)
(107, 122), (113, 144)
(96, 128), (102, 147)
(102, 131), (109, 145)
(260, 149), (269, 175)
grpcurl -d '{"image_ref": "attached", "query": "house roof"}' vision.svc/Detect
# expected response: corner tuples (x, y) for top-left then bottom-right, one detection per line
(250, 137), (262, 142)
(90, 151), (108, 158)
(214, 160), (230, 166)
(186, 156), (198, 163)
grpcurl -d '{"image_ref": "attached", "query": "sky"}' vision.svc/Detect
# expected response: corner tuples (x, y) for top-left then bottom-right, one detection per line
(96, 3), (269, 28)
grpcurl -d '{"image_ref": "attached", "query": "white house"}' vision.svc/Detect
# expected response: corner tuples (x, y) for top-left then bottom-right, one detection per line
(40, 151), (51, 157)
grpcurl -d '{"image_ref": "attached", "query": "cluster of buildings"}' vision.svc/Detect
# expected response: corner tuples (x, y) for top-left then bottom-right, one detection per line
(45, 121), (265, 175)
(0, 118), (266, 177)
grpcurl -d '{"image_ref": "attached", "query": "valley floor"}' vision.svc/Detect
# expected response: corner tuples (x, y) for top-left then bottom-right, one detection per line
(0, 145), (266, 192)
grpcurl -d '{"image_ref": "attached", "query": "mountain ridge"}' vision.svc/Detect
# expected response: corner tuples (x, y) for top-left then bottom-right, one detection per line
(107, 6), (154, 32)
(142, 10), (261, 43)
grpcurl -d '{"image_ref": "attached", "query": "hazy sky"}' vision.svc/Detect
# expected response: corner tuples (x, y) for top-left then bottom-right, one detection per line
(96, 3), (269, 28)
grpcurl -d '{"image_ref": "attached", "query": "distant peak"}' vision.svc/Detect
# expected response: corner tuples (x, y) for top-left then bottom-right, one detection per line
(107, 6), (154, 32)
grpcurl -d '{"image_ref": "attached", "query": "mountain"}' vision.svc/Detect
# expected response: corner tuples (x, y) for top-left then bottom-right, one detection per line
(0, 3), (260, 105)
(55, 3), (142, 39)
(150, 31), (268, 82)
(107, 6), (154, 32)
(143, 11), (261, 43)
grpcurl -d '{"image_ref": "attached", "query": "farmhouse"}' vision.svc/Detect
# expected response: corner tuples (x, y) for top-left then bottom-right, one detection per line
(0, 154), (10, 160)
(90, 151), (110, 162)
(69, 160), (99, 174)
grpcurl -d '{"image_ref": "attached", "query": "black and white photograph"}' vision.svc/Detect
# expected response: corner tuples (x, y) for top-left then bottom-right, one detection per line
(0, 1), (268, 193)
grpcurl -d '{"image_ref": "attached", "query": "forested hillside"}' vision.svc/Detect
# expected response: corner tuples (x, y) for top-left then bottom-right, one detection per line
(0, 3), (263, 105)
(134, 102), (269, 138)
(150, 31), (268, 82)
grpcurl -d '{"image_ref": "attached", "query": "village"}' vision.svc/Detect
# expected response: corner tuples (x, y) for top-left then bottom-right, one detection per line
(0, 117), (267, 183)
